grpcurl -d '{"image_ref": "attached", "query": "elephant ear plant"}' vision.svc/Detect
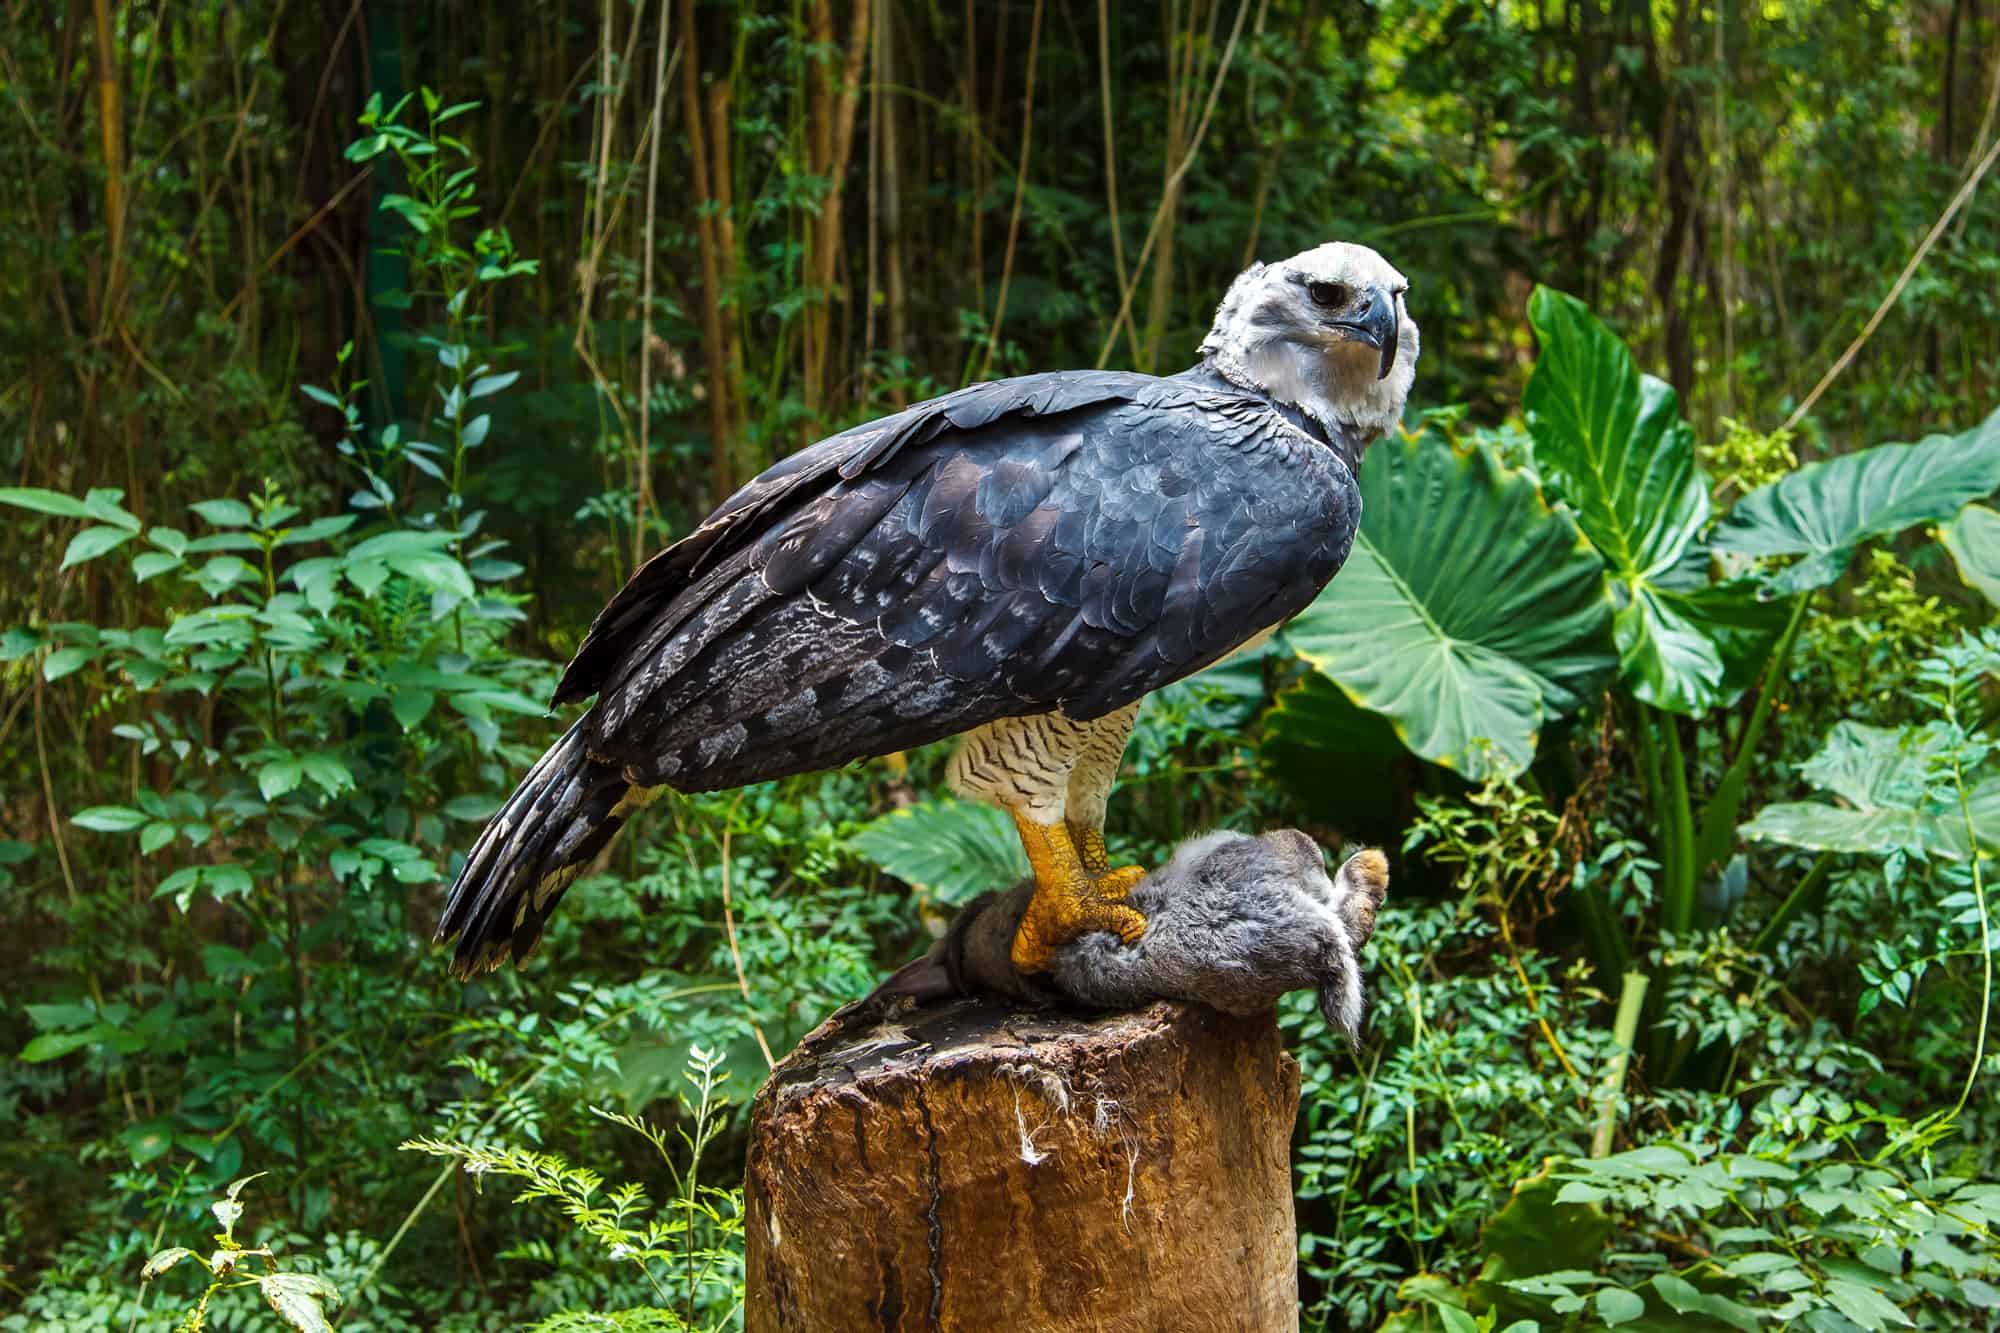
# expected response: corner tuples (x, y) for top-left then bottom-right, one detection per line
(1525, 292), (2000, 1081)
(1279, 422), (1616, 784)
(1252, 285), (2000, 1089)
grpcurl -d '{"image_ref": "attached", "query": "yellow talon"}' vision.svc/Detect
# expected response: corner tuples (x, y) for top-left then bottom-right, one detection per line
(1066, 822), (1146, 897)
(1096, 864), (1146, 898)
(1068, 822), (1113, 877)
(1010, 814), (1149, 973)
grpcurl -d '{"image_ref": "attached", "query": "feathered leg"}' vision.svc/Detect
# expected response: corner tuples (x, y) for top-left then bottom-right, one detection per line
(947, 711), (1147, 973)
(1062, 703), (1140, 877)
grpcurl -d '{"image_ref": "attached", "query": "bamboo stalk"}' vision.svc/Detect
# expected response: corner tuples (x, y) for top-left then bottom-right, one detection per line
(965, 0), (987, 322)
(709, 78), (744, 449)
(1782, 132), (2000, 431)
(880, 0), (907, 407)
(1097, 0), (1139, 363)
(863, 0), (882, 391)
(802, 0), (872, 421)
(1240, 0), (1320, 267)
(1714, 0), (1734, 419)
(1092, 0), (1251, 369)
(1141, 0), (1195, 372)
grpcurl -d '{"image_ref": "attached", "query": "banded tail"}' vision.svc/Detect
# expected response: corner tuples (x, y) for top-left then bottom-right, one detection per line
(436, 718), (654, 977)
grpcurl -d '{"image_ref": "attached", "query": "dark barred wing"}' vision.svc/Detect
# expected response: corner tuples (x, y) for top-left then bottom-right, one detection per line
(570, 371), (1360, 790)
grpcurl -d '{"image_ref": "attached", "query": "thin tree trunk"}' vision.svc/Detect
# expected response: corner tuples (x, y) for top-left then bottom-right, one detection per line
(1714, 0), (1733, 420)
(1648, 0), (1700, 403)
(573, 0), (642, 574)
(1140, 0), (1197, 373)
(863, 0), (882, 395)
(965, 0), (988, 325)
(91, 0), (126, 338)
(1098, 0), (1140, 363)
(1240, 0), (1321, 268)
(802, 0), (872, 422)
(680, 0), (734, 499)
(976, 0), (1043, 382)
(708, 78), (745, 453)
(880, 1), (908, 407)
(1093, 0), (1250, 370)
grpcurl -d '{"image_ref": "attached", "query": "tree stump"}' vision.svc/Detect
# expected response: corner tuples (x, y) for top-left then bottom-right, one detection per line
(743, 995), (1301, 1332)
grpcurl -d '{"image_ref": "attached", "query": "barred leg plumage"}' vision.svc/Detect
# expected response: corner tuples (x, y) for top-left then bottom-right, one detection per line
(948, 707), (1149, 972)
(1064, 703), (1138, 877)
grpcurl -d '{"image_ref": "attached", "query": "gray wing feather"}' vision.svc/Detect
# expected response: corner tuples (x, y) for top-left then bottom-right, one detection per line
(564, 371), (1359, 790)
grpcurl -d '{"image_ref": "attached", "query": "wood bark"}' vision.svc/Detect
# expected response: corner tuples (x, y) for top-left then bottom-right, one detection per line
(744, 997), (1301, 1332)
(90, 0), (126, 335)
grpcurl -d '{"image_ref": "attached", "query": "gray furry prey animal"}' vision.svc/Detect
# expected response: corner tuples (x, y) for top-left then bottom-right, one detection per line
(864, 831), (1392, 1041)
(438, 242), (1418, 978)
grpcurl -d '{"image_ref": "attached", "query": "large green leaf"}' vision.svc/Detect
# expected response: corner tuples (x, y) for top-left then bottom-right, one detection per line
(1801, 721), (1940, 809)
(1738, 721), (2000, 859)
(1524, 286), (1709, 582)
(1616, 579), (1790, 717)
(1941, 503), (2000, 607)
(1287, 429), (1614, 781)
(848, 798), (1027, 905)
(1713, 405), (2000, 596)
(1524, 287), (1748, 714)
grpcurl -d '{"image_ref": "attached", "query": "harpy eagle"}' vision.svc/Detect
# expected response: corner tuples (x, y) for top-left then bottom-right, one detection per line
(438, 242), (1418, 978)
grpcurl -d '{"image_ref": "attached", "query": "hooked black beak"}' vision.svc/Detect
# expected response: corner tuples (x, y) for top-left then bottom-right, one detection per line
(1332, 287), (1400, 380)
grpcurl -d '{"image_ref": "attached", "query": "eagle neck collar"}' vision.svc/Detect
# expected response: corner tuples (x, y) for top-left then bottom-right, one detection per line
(1176, 359), (1362, 473)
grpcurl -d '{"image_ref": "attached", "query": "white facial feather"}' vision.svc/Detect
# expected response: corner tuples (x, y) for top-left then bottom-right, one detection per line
(1199, 241), (1420, 446)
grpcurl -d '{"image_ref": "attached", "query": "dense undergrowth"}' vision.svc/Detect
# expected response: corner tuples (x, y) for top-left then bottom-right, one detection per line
(7, 4), (2000, 1330)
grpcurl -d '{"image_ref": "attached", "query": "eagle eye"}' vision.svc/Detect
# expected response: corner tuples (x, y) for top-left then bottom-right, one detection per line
(1307, 281), (1348, 308)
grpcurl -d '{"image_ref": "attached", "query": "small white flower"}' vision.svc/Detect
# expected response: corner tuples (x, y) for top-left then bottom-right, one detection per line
(608, 1243), (635, 1261)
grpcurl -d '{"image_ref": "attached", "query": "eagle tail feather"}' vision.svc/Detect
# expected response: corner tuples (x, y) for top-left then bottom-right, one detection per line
(437, 718), (637, 977)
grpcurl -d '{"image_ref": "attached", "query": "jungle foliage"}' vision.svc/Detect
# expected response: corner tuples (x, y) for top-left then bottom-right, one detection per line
(3, 1), (1999, 1329)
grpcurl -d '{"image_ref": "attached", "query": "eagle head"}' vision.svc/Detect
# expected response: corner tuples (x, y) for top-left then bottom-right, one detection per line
(1198, 242), (1419, 447)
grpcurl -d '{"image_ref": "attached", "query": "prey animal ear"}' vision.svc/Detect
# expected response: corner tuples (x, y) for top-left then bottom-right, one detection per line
(1332, 848), (1388, 943)
(1260, 828), (1327, 880)
(1318, 847), (1390, 1045)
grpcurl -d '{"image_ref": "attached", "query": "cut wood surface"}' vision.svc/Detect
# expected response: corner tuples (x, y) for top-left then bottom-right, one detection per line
(744, 996), (1301, 1332)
